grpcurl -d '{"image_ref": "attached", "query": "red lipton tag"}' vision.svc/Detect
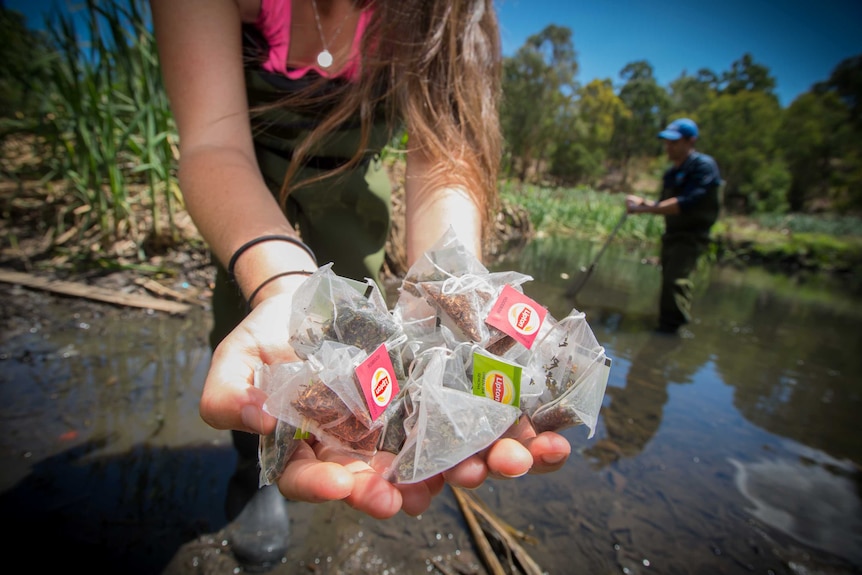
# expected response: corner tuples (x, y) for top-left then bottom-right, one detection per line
(354, 343), (400, 421)
(485, 284), (547, 349)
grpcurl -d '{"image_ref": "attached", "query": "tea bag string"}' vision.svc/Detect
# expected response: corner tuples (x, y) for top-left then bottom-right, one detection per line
(440, 273), (490, 296)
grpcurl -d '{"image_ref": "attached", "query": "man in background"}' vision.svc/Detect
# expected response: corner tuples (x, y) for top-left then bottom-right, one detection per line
(625, 118), (722, 335)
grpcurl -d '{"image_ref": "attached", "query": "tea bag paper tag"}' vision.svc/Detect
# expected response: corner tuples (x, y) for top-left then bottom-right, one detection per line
(355, 343), (400, 421)
(472, 350), (522, 407)
(485, 284), (547, 349)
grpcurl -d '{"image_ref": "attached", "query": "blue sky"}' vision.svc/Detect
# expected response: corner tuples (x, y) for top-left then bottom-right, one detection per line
(495, 0), (862, 106)
(8, 0), (862, 107)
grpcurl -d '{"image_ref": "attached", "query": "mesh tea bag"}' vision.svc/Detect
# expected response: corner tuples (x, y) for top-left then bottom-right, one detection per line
(255, 361), (305, 486)
(263, 342), (389, 459)
(521, 310), (610, 437)
(289, 263), (407, 381)
(384, 347), (521, 484)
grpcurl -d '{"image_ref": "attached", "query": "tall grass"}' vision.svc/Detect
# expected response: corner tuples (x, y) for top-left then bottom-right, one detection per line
(40, 0), (178, 254)
(499, 181), (664, 243)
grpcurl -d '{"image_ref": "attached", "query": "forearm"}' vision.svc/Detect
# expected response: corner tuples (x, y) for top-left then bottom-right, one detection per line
(630, 196), (681, 216)
(404, 158), (482, 265)
(179, 147), (317, 304)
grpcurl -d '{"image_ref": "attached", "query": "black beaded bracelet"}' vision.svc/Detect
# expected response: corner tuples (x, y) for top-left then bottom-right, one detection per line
(246, 270), (314, 310)
(227, 234), (318, 282)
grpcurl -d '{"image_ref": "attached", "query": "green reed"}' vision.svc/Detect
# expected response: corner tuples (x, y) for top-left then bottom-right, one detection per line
(499, 181), (664, 243)
(40, 0), (177, 252)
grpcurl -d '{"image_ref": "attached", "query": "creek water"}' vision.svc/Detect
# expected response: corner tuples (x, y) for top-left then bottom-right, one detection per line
(1, 236), (860, 575)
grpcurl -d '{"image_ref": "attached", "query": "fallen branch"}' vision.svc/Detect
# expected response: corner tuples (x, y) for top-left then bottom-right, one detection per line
(451, 486), (507, 575)
(134, 277), (207, 308)
(451, 485), (544, 575)
(0, 268), (190, 315)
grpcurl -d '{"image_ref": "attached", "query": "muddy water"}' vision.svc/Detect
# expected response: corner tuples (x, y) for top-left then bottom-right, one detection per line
(1, 236), (861, 574)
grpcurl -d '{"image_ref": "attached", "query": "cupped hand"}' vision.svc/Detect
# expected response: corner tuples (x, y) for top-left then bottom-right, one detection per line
(443, 415), (571, 488)
(197, 293), (445, 517)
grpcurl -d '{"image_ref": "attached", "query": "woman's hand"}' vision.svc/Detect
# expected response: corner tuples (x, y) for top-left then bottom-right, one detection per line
(198, 293), (445, 518)
(199, 292), (572, 519)
(442, 415), (571, 487)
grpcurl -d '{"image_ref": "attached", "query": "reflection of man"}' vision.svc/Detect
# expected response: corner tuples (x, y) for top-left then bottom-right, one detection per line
(626, 118), (721, 334)
(585, 333), (683, 468)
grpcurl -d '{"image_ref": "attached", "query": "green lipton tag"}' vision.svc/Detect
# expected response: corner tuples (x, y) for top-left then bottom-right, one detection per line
(472, 351), (522, 407)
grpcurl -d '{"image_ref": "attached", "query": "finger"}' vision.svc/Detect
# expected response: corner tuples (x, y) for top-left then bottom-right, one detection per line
(484, 437), (533, 479)
(371, 452), (444, 516)
(522, 431), (571, 474)
(442, 454), (488, 488)
(317, 445), (403, 519)
(199, 342), (276, 434)
(277, 441), (355, 503)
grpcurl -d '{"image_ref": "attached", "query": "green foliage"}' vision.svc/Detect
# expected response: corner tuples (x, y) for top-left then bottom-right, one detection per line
(697, 91), (783, 212)
(667, 69), (717, 118)
(720, 53), (777, 96)
(778, 90), (851, 211)
(36, 0), (179, 250)
(498, 182), (663, 242)
(549, 79), (628, 186)
(738, 158), (791, 213)
(0, 7), (52, 119)
(501, 25), (578, 181)
(610, 61), (670, 173)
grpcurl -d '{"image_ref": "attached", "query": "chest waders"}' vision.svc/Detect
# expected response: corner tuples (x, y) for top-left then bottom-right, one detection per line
(209, 68), (394, 351)
(210, 67), (394, 464)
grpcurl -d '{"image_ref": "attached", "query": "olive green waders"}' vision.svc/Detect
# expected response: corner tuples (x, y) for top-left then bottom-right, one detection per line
(211, 68), (394, 479)
(658, 234), (710, 332)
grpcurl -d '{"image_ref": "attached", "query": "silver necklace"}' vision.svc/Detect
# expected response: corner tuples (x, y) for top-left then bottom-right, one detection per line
(310, 0), (352, 69)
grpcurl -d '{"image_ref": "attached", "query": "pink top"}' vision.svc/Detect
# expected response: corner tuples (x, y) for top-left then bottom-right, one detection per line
(255, 0), (370, 81)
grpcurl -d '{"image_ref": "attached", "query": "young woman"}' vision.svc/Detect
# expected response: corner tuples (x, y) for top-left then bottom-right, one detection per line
(151, 0), (571, 565)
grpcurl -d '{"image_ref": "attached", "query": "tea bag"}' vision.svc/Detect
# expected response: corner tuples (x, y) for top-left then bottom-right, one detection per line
(384, 347), (521, 484)
(264, 342), (388, 459)
(399, 225), (489, 298)
(255, 361), (305, 486)
(289, 263), (407, 381)
(521, 310), (610, 437)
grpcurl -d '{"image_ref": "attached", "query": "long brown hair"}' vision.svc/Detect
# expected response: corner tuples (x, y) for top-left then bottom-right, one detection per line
(269, 0), (502, 242)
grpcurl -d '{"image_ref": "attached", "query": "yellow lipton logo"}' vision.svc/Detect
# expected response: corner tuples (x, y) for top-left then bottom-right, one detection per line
(484, 370), (515, 405)
(372, 367), (393, 407)
(508, 303), (540, 335)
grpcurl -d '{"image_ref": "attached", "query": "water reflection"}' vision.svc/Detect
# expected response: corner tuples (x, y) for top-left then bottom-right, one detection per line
(0, 293), (232, 574)
(492, 235), (862, 571)
(730, 451), (862, 566)
(585, 333), (685, 467)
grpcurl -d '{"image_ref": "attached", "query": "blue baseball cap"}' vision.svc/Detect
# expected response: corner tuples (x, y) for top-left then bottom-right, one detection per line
(658, 118), (698, 140)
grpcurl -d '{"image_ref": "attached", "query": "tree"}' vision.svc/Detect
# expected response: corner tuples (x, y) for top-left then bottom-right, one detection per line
(779, 91), (851, 211)
(667, 68), (718, 118)
(501, 25), (578, 182)
(549, 78), (628, 186)
(698, 91), (788, 213)
(720, 53), (777, 97)
(813, 54), (862, 127)
(805, 54), (862, 210)
(0, 7), (52, 119)
(609, 60), (669, 186)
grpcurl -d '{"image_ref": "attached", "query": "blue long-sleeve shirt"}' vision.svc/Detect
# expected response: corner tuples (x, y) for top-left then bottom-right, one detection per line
(660, 151), (722, 237)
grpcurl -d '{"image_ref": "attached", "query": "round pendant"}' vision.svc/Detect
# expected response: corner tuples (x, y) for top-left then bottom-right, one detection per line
(317, 50), (333, 69)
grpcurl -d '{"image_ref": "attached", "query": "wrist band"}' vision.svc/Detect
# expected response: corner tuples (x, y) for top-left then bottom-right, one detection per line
(227, 235), (318, 281)
(246, 270), (314, 309)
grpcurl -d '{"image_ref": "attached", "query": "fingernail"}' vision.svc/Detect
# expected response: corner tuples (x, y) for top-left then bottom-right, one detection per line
(241, 404), (262, 432)
(499, 469), (529, 479)
(541, 453), (567, 465)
